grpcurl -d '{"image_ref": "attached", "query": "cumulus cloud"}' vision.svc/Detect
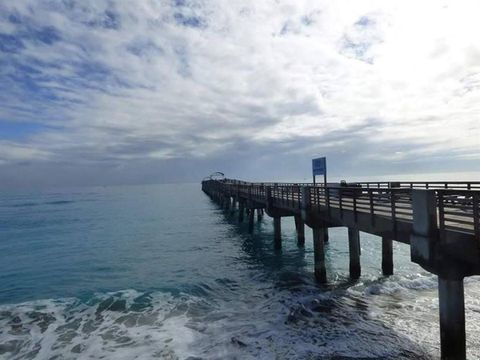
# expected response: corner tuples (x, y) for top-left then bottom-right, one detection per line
(0, 0), (479, 187)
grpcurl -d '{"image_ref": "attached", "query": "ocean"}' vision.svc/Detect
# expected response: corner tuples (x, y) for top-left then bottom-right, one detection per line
(1, 183), (480, 359)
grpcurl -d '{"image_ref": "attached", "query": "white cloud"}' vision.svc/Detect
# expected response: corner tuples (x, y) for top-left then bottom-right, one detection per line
(0, 141), (51, 163)
(0, 0), (479, 184)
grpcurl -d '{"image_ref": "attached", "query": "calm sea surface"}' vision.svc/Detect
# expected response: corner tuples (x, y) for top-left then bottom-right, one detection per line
(1, 183), (480, 359)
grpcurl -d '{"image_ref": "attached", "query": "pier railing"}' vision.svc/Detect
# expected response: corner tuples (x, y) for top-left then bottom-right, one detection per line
(355, 181), (480, 190)
(437, 190), (480, 242)
(203, 179), (480, 240)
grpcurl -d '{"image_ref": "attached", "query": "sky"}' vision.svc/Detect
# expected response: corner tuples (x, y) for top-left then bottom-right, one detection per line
(0, 0), (479, 188)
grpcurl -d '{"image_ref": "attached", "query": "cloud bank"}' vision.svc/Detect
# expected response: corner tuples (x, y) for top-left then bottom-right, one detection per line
(0, 0), (479, 188)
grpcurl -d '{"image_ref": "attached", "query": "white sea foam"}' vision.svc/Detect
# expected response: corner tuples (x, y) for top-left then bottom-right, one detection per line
(3, 281), (480, 359)
(0, 285), (434, 360)
(0, 290), (202, 360)
(361, 273), (438, 297)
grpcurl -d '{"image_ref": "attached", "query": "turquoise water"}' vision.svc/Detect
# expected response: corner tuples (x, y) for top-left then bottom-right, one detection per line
(1, 183), (480, 359)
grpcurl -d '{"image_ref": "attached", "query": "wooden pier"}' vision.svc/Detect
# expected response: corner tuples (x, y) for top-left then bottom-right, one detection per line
(202, 178), (480, 360)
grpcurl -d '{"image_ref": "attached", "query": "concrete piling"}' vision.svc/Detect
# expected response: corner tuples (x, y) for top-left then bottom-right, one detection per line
(348, 228), (361, 279)
(274, 217), (282, 249)
(238, 201), (244, 222)
(294, 215), (305, 246)
(439, 277), (466, 360)
(257, 208), (263, 221)
(323, 227), (329, 243)
(411, 189), (468, 359)
(248, 208), (255, 233)
(382, 237), (393, 276)
(312, 227), (327, 283)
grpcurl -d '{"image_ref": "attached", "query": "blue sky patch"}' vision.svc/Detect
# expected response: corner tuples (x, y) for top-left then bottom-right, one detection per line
(0, 121), (56, 140)
(86, 9), (121, 30)
(1, 8), (62, 47)
(127, 40), (164, 58)
(173, 0), (187, 6)
(343, 37), (371, 61)
(8, 13), (22, 24)
(33, 26), (61, 45)
(0, 33), (25, 53)
(174, 46), (191, 77)
(355, 16), (375, 28)
(301, 15), (314, 26)
(174, 13), (205, 28)
(280, 22), (291, 36)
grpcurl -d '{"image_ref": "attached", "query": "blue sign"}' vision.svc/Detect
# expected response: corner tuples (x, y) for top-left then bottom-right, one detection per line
(312, 157), (326, 176)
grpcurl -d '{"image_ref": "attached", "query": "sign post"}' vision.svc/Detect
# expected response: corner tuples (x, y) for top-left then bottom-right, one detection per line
(312, 157), (327, 186)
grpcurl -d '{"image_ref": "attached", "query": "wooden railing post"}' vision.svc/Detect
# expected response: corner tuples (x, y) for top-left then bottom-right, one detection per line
(390, 190), (397, 237)
(339, 188), (343, 218)
(369, 189), (375, 226)
(266, 186), (272, 212)
(300, 186), (311, 223)
(438, 192), (445, 237)
(326, 186), (331, 216)
(353, 189), (358, 223)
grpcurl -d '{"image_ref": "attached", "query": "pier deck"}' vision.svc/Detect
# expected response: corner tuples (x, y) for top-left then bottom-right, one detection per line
(202, 178), (480, 360)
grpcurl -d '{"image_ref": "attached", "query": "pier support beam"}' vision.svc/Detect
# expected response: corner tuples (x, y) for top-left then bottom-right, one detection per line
(348, 228), (361, 279)
(230, 197), (237, 215)
(382, 237), (393, 276)
(410, 189), (467, 359)
(312, 227), (327, 283)
(273, 217), (282, 249)
(257, 208), (263, 221)
(248, 208), (255, 234)
(411, 190), (438, 272)
(294, 215), (305, 246)
(323, 227), (329, 243)
(438, 277), (466, 360)
(238, 201), (244, 222)
(224, 196), (231, 211)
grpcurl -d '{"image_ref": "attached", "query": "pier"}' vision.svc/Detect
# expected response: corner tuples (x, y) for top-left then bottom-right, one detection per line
(202, 178), (480, 360)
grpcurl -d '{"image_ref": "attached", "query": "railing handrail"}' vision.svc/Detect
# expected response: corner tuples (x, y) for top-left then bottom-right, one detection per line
(205, 179), (480, 188)
(202, 178), (480, 241)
